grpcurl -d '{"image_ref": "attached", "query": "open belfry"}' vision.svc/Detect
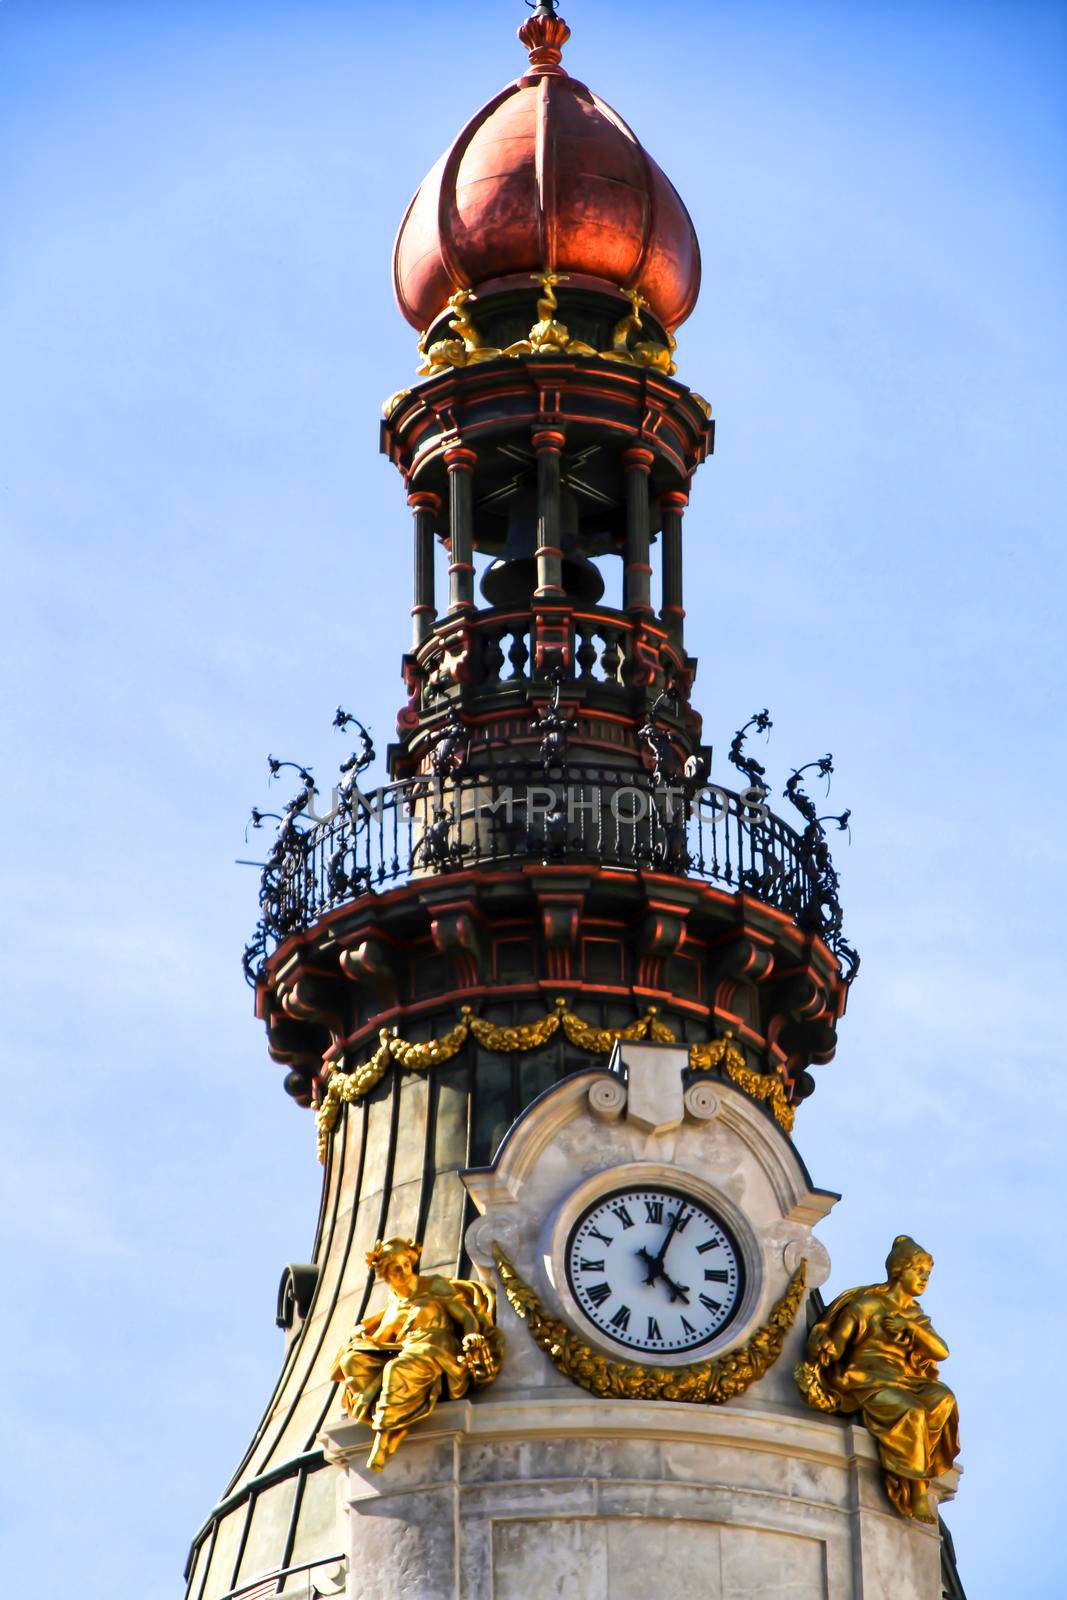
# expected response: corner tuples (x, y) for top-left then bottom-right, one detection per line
(184, 7), (965, 1598)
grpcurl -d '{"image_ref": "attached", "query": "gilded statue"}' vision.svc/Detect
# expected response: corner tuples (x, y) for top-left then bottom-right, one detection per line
(417, 288), (503, 375)
(795, 1235), (960, 1522)
(602, 289), (678, 375)
(332, 1237), (504, 1470)
(412, 276), (683, 377)
(507, 271), (596, 357)
(601, 289), (644, 363)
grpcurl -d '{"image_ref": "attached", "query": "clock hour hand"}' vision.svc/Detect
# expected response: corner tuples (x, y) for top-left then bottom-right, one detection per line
(637, 1244), (664, 1286)
(636, 1245), (691, 1302)
(659, 1269), (690, 1305)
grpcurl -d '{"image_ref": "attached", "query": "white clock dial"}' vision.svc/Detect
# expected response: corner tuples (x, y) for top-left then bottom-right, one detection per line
(565, 1185), (744, 1354)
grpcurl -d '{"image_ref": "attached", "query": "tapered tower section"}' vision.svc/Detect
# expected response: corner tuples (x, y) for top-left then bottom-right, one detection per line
(181, 11), (910, 1600)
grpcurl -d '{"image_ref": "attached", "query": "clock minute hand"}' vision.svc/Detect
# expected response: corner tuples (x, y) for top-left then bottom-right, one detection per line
(637, 1205), (688, 1287)
(656, 1204), (687, 1264)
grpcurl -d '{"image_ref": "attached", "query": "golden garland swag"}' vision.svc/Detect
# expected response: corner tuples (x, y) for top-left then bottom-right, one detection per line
(315, 999), (794, 1161)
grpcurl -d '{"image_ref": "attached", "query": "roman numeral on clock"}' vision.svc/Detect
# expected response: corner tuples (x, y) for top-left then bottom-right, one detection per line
(609, 1304), (632, 1332)
(579, 1258), (605, 1273)
(680, 1315), (697, 1337)
(696, 1238), (721, 1255)
(669, 1209), (691, 1232)
(610, 1204), (634, 1230)
(647, 1316), (663, 1342)
(587, 1227), (612, 1246)
(704, 1268), (729, 1283)
(587, 1282), (611, 1307)
(699, 1293), (722, 1313)
(644, 1199), (664, 1224)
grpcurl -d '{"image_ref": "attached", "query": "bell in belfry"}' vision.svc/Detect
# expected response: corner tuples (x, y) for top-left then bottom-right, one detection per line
(480, 483), (604, 608)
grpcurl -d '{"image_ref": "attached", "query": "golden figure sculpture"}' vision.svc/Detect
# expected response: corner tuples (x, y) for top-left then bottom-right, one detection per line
(331, 1237), (504, 1471)
(601, 289), (678, 374)
(410, 277), (685, 377)
(601, 289), (645, 364)
(795, 1235), (960, 1522)
(507, 271), (597, 357)
(633, 324), (677, 375)
(416, 288), (505, 375)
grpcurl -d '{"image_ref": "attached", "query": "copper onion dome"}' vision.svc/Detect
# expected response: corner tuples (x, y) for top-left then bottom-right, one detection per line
(393, 3), (701, 335)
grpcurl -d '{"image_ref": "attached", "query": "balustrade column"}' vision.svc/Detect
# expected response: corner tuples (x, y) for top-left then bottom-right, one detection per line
(659, 489), (687, 650)
(444, 445), (477, 613)
(408, 489), (441, 648)
(622, 445), (655, 619)
(532, 427), (566, 601)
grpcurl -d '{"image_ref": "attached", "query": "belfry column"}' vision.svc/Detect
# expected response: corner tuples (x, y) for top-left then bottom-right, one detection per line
(444, 445), (476, 613)
(532, 427), (566, 601)
(623, 445), (655, 618)
(409, 489), (440, 648)
(659, 489), (687, 650)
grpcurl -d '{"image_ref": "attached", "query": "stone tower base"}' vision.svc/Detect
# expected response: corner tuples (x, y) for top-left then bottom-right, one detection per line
(322, 1392), (957, 1600)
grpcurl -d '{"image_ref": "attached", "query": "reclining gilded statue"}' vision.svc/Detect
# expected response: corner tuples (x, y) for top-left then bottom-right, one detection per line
(332, 1237), (504, 1471)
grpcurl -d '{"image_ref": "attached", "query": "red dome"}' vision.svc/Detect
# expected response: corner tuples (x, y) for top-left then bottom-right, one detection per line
(393, 9), (701, 334)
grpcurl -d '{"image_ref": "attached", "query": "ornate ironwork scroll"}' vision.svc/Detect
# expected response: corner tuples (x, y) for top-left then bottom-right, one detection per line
(244, 755), (857, 985)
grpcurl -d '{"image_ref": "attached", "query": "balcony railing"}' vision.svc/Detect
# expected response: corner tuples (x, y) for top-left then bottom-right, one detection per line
(244, 760), (856, 983)
(212, 1555), (346, 1600)
(413, 604), (685, 706)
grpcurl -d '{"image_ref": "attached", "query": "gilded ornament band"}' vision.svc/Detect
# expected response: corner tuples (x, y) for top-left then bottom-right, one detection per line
(410, 282), (702, 391)
(689, 1032), (795, 1134)
(315, 1002), (793, 1160)
(493, 1244), (806, 1403)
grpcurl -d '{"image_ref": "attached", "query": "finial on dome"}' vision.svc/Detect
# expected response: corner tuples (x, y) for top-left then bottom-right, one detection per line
(518, 0), (570, 75)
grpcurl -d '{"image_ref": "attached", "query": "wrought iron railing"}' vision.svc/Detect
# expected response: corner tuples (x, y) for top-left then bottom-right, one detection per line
(244, 760), (857, 982)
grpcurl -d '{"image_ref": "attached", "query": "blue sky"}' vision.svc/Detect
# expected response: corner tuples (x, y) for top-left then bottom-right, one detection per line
(1, 1), (1064, 1595)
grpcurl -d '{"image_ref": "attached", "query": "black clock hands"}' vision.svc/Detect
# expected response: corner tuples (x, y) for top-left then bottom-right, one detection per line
(636, 1206), (691, 1303)
(637, 1204), (685, 1282)
(570, 1191), (741, 1353)
(635, 1245), (659, 1284)
(658, 1268), (691, 1304)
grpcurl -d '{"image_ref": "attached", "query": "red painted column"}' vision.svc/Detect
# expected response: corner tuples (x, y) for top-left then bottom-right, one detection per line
(443, 446), (477, 613)
(408, 489), (441, 648)
(532, 427), (566, 601)
(622, 445), (655, 619)
(659, 489), (688, 651)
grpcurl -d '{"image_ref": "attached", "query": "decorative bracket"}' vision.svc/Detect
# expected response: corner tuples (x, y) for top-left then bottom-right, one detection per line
(338, 931), (400, 1003)
(423, 895), (486, 989)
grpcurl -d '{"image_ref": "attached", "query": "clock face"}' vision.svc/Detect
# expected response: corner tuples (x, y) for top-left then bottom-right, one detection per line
(565, 1184), (744, 1355)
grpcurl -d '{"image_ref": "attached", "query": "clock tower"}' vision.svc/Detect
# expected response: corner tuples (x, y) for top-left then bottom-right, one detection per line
(182, 6), (964, 1599)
